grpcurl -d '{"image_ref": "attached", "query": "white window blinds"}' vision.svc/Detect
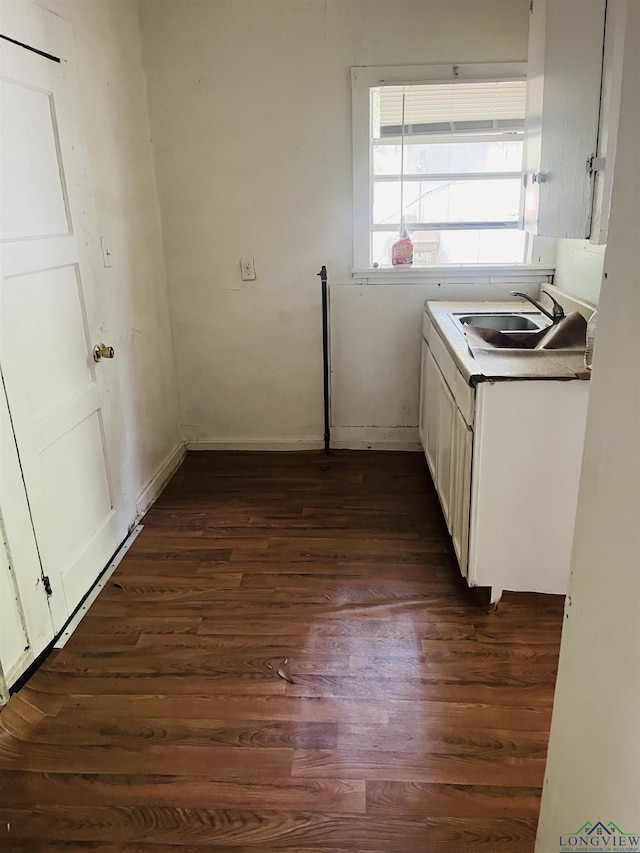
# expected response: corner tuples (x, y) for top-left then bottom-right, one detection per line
(377, 80), (527, 138)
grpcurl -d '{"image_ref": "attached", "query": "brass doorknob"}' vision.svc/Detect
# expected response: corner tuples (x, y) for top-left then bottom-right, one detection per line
(93, 344), (115, 362)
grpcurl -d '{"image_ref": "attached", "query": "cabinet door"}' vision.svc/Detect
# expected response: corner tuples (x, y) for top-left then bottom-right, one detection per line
(451, 408), (473, 577)
(424, 347), (440, 479)
(418, 339), (429, 452)
(523, 0), (606, 238)
(436, 371), (455, 532)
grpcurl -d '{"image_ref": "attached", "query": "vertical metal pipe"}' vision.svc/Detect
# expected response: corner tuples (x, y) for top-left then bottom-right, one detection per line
(317, 266), (330, 455)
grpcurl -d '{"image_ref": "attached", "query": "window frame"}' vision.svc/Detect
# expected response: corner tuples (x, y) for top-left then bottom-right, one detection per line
(351, 63), (528, 271)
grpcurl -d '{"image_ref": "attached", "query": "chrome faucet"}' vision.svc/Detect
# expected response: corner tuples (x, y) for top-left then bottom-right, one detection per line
(510, 290), (565, 324)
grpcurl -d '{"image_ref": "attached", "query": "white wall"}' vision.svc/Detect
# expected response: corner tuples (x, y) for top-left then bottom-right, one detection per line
(138, 0), (530, 448)
(553, 238), (604, 305)
(330, 278), (542, 450)
(37, 0), (183, 506)
(535, 2), (640, 846)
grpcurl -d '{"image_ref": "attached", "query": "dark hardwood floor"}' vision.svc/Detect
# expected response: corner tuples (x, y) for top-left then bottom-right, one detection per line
(0, 451), (564, 851)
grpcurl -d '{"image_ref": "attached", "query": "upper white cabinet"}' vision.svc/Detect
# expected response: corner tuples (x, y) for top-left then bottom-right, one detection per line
(523, 0), (606, 238)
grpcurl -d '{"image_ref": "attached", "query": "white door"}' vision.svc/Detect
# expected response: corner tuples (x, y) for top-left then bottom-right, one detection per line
(0, 33), (127, 633)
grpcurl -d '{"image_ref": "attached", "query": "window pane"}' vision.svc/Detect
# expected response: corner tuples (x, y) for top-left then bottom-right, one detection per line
(373, 181), (400, 226)
(373, 178), (521, 225)
(436, 229), (527, 264)
(372, 228), (526, 267)
(373, 140), (523, 176)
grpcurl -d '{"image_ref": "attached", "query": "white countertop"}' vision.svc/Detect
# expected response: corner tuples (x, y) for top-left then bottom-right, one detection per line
(425, 300), (590, 384)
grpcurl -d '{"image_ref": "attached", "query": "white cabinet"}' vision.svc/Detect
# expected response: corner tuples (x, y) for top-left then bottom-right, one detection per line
(420, 321), (589, 600)
(523, 0), (606, 238)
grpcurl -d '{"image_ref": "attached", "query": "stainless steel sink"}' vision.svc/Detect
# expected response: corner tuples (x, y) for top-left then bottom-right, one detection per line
(458, 314), (544, 332)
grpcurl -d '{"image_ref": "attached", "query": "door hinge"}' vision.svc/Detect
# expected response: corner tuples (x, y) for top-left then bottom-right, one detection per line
(586, 155), (606, 176)
(43, 575), (53, 596)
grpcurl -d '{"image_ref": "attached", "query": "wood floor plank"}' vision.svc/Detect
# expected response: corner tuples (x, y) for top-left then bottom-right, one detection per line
(103, 574), (244, 591)
(2, 713), (338, 750)
(70, 615), (204, 636)
(387, 700), (553, 732)
(0, 773), (365, 812)
(108, 559), (241, 577)
(239, 570), (458, 590)
(128, 534), (270, 550)
(366, 781), (542, 818)
(132, 633), (396, 656)
(25, 671), (287, 696)
(228, 542), (450, 563)
(112, 581), (462, 605)
(284, 674), (555, 705)
(0, 806), (539, 851)
(197, 616), (478, 640)
(0, 450), (562, 851)
(205, 560), (452, 579)
(4, 845), (395, 853)
(56, 694), (390, 724)
(45, 647), (552, 684)
(336, 724), (549, 757)
(101, 585), (471, 611)
(5, 844), (404, 853)
(292, 748), (546, 786)
(0, 741), (293, 776)
(118, 548), (234, 562)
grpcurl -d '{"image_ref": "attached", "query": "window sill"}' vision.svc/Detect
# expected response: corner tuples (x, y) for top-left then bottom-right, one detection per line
(351, 264), (555, 285)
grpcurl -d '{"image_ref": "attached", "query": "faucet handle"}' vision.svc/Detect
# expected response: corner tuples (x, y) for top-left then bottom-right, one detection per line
(541, 290), (565, 322)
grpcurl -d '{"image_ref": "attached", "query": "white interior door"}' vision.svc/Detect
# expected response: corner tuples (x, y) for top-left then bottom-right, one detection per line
(0, 34), (127, 632)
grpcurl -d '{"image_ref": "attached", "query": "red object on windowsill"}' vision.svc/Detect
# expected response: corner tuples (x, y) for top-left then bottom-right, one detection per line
(391, 229), (414, 266)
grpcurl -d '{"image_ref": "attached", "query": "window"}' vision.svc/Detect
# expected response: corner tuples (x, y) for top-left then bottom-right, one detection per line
(352, 64), (528, 269)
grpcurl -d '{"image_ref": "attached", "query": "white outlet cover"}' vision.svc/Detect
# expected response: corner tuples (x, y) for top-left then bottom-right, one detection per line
(240, 257), (256, 281)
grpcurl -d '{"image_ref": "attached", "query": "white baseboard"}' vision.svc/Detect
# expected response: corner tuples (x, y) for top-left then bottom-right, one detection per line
(135, 442), (186, 518)
(187, 430), (421, 452)
(187, 439), (324, 451)
(328, 426), (422, 451)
